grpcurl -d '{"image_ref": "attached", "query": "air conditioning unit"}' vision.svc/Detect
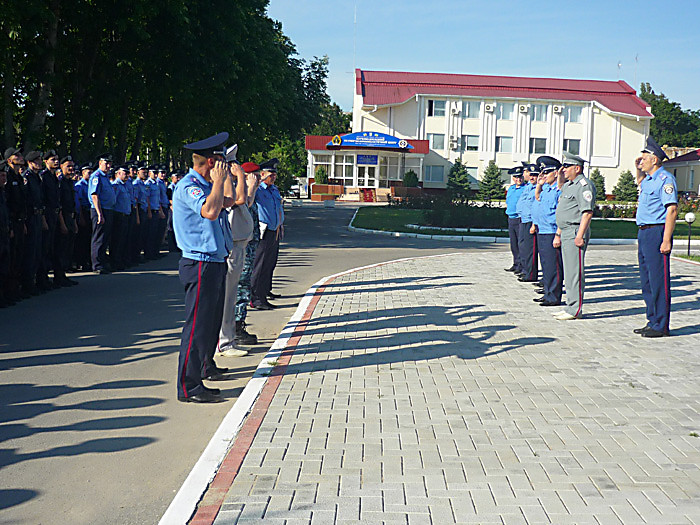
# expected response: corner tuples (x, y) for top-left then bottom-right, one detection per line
(553, 105), (563, 114)
(484, 103), (494, 113)
(519, 104), (529, 113)
(449, 136), (460, 150)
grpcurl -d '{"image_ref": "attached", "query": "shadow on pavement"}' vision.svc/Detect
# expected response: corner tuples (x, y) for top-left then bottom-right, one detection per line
(0, 489), (39, 511)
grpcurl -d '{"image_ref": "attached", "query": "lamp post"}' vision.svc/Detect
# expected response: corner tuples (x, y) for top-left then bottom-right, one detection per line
(685, 212), (696, 257)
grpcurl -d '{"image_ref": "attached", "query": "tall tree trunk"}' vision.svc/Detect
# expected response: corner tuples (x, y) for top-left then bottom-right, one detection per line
(24, 0), (61, 150)
(132, 116), (146, 160)
(116, 96), (129, 162)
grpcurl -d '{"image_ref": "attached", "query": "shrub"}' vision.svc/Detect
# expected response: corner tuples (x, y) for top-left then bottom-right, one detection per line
(612, 170), (638, 202)
(403, 170), (419, 187)
(447, 159), (472, 198)
(420, 197), (507, 229)
(478, 161), (506, 203)
(590, 169), (606, 199)
(314, 166), (328, 184)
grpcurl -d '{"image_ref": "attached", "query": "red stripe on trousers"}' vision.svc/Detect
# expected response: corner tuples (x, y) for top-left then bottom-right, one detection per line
(181, 261), (203, 398)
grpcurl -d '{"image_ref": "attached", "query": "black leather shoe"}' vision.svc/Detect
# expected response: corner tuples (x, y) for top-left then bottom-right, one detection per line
(204, 372), (234, 381)
(641, 328), (669, 338)
(540, 301), (562, 307)
(533, 297), (545, 303)
(535, 288), (545, 294)
(250, 302), (273, 310)
(633, 324), (651, 334)
(504, 266), (516, 272)
(518, 277), (537, 282)
(203, 386), (221, 396)
(177, 391), (223, 403)
(267, 291), (282, 299)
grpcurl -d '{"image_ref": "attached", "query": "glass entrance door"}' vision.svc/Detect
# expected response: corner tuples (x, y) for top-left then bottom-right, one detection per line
(357, 166), (377, 188)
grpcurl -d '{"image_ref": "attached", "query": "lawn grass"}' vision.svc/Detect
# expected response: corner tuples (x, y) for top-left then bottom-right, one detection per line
(676, 254), (700, 263)
(352, 206), (700, 240)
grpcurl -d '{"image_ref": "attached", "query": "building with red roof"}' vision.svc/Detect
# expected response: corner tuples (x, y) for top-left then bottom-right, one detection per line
(305, 68), (656, 198)
(664, 149), (700, 194)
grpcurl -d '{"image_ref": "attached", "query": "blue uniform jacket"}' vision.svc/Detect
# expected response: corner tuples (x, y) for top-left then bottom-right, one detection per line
(133, 178), (148, 211)
(89, 169), (116, 210)
(636, 167), (678, 226)
(505, 184), (526, 218)
(145, 178), (161, 210)
(536, 182), (561, 234)
(111, 179), (132, 214)
(516, 183), (537, 223)
(173, 168), (233, 263)
(255, 182), (284, 231)
(75, 178), (90, 208)
(157, 178), (169, 208)
(125, 177), (136, 207)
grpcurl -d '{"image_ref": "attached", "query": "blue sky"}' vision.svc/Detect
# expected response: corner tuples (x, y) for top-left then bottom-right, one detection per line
(267, 0), (700, 112)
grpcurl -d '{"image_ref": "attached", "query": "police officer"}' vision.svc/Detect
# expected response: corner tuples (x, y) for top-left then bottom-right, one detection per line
(38, 150), (61, 290)
(0, 160), (12, 306)
(553, 151), (595, 320)
(133, 164), (150, 262)
(533, 156), (563, 306)
(89, 154), (117, 273)
(3, 148), (28, 300)
(516, 164), (540, 282)
(173, 132), (235, 403)
(166, 171), (180, 252)
(22, 151), (47, 294)
(504, 166), (526, 273)
(145, 166), (164, 259)
(74, 164), (93, 271)
(633, 137), (677, 337)
(110, 165), (131, 271)
(124, 163), (139, 267)
(250, 158), (283, 309)
(55, 156), (79, 286)
(156, 166), (169, 254)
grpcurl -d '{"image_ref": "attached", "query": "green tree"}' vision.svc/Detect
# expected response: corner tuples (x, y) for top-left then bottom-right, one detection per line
(314, 166), (328, 184)
(478, 161), (505, 202)
(613, 170), (638, 202)
(447, 158), (472, 198)
(590, 168), (606, 200)
(639, 83), (700, 147)
(403, 170), (418, 187)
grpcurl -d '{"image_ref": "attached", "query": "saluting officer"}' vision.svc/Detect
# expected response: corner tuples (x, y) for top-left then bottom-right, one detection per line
(516, 164), (540, 282)
(553, 151), (595, 320)
(633, 137), (677, 338)
(89, 153), (117, 274)
(173, 132), (235, 403)
(504, 166), (526, 273)
(533, 156), (563, 307)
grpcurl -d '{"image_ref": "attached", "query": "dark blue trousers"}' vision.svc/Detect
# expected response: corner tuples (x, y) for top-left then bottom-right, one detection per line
(91, 208), (114, 271)
(250, 228), (279, 305)
(22, 214), (43, 288)
(518, 221), (538, 281)
(507, 217), (521, 270)
(537, 233), (563, 303)
(126, 207), (138, 265)
(110, 211), (128, 270)
(177, 258), (227, 398)
(638, 226), (672, 333)
(146, 214), (159, 259)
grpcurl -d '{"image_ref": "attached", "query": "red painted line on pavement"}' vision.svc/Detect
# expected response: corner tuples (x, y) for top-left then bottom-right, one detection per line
(189, 278), (335, 525)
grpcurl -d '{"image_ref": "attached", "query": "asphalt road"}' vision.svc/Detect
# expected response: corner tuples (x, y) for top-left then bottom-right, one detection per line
(0, 202), (504, 525)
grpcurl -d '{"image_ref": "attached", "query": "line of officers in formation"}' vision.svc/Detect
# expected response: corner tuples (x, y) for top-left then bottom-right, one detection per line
(0, 147), (184, 307)
(504, 136), (678, 338)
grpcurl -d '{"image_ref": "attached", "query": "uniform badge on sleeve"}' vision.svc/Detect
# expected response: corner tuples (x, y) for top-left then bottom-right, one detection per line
(188, 186), (204, 199)
(582, 190), (593, 202)
(663, 184), (674, 195)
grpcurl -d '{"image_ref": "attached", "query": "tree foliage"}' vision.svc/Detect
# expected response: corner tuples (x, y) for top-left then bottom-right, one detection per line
(0, 0), (335, 167)
(590, 168), (606, 200)
(447, 158), (472, 198)
(613, 170), (638, 202)
(403, 170), (418, 187)
(478, 161), (505, 202)
(639, 83), (700, 147)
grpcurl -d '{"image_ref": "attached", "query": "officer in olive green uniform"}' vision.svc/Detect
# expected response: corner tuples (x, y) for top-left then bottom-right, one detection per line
(553, 151), (595, 320)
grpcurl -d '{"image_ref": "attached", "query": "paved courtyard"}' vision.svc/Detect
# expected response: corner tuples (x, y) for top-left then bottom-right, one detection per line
(212, 250), (700, 525)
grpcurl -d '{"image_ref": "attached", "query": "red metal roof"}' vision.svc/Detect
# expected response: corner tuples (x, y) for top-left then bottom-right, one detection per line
(305, 135), (429, 154)
(356, 69), (653, 118)
(665, 149), (700, 164)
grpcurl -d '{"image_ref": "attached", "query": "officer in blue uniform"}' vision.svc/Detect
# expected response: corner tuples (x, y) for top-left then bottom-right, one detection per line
(124, 163), (138, 267)
(173, 132), (235, 403)
(110, 165), (131, 270)
(133, 165), (149, 262)
(145, 166), (164, 259)
(74, 164), (92, 271)
(504, 166), (526, 273)
(516, 164), (540, 282)
(156, 166), (169, 254)
(89, 154), (116, 273)
(532, 156), (563, 306)
(21, 151), (46, 294)
(633, 136), (678, 337)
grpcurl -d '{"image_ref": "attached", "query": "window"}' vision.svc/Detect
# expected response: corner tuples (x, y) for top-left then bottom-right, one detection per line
(690, 168), (695, 190)
(564, 106), (583, 123)
(427, 100), (446, 117)
(500, 168), (511, 182)
(563, 139), (581, 155)
(465, 166), (479, 187)
(428, 133), (445, 150)
(313, 155), (331, 178)
(497, 102), (514, 120)
(379, 156), (401, 182)
(529, 104), (548, 122)
(333, 154), (354, 185)
(461, 135), (479, 151)
(464, 100), (481, 119)
(529, 138), (547, 154)
(425, 165), (444, 183)
(496, 136), (513, 153)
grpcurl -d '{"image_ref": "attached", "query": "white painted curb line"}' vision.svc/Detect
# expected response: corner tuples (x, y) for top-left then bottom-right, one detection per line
(159, 252), (459, 525)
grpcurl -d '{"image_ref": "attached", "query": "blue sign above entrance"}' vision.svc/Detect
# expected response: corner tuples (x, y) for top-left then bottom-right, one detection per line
(327, 132), (414, 150)
(356, 154), (378, 165)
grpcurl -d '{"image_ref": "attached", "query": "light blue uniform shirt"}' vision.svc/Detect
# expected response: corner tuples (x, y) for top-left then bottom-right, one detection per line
(125, 176), (136, 206)
(133, 178), (148, 211)
(505, 184), (526, 218)
(157, 178), (169, 208)
(536, 182), (561, 234)
(145, 177), (161, 209)
(255, 182), (284, 231)
(516, 183), (537, 223)
(89, 169), (116, 210)
(75, 178), (89, 207)
(111, 179), (132, 214)
(636, 167), (678, 226)
(173, 169), (233, 263)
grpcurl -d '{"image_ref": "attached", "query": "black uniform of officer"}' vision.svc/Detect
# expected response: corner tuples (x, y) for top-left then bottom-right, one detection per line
(56, 156), (79, 285)
(22, 151), (46, 294)
(0, 160), (11, 306)
(3, 148), (28, 300)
